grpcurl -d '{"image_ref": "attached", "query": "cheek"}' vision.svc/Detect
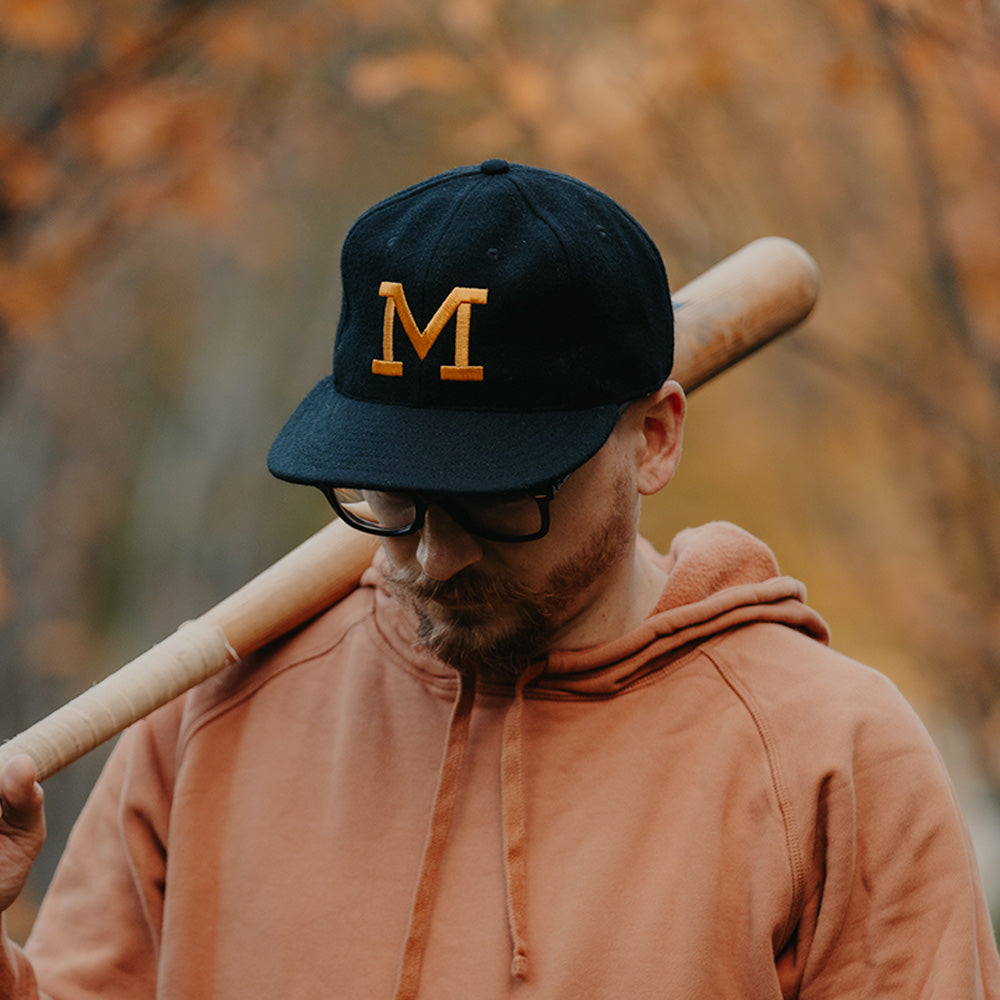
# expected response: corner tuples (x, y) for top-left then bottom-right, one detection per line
(549, 461), (639, 544)
(381, 536), (418, 568)
(544, 478), (639, 584)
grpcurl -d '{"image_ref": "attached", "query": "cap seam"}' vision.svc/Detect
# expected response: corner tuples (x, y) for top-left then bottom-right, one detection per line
(419, 177), (483, 296)
(507, 167), (668, 299)
(504, 171), (572, 278)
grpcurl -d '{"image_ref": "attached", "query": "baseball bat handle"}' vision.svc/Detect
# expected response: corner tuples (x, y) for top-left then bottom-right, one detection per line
(0, 237), (819, 781)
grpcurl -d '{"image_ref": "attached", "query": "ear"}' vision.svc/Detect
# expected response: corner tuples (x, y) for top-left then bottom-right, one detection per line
(632, 380), (686, 496)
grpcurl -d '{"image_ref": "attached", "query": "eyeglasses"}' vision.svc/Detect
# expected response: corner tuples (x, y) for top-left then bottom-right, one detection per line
(320, 477), (569, 543)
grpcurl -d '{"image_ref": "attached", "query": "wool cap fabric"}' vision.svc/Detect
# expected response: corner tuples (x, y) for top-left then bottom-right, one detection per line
(268, 159), (673, 493)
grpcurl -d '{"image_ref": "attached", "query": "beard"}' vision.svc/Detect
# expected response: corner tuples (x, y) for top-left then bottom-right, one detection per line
(382, 471), (636, 683)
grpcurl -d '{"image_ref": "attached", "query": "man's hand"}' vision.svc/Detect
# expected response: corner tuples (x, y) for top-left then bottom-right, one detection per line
(0, 755), (45, 913)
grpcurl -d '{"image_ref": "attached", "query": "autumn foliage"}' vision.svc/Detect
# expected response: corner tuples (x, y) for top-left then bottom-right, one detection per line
(1, 0), (998, 934)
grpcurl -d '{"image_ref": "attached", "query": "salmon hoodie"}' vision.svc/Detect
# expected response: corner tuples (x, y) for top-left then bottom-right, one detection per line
(4, 521), (999, 998)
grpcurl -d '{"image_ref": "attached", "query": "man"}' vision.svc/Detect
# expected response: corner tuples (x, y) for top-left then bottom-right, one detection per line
(1, 160), (998, 998)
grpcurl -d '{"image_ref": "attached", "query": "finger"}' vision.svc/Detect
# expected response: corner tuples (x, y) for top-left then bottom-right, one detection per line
(0, 754), (44, 830)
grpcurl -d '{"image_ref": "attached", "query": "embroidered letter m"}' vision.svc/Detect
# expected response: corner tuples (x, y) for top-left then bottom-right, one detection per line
(373, 282), (488, 382)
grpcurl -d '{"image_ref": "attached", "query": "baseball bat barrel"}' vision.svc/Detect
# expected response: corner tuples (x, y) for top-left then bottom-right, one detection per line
(0, 236), (819, 782)
(671, 236), (821, 391)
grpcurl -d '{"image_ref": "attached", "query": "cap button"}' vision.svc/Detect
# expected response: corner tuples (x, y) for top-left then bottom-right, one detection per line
(480, 158), (510, 175)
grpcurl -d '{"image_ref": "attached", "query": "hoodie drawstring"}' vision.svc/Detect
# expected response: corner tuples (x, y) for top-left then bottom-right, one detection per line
(392, 664), (543, 998)
(500, 660), (546, 981)
(392, 671), (475, 1000)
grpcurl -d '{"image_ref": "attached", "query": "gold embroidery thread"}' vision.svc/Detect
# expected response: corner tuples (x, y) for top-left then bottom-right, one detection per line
(373, 282), (488, 381)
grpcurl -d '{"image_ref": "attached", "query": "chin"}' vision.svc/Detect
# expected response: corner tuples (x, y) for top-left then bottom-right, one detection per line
(416, 609), (547, 683)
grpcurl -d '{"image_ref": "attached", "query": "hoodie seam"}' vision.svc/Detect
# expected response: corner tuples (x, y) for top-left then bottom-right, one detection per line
(175, 597), (378, 757)
(701, 643), (807, 947)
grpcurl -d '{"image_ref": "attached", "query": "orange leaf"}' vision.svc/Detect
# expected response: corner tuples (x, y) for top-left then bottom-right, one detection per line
(346, 50), (473, 105)
(0, 0), (88, 53)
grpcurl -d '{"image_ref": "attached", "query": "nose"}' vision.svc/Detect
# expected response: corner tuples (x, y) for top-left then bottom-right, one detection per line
(415, 504), (484, 581)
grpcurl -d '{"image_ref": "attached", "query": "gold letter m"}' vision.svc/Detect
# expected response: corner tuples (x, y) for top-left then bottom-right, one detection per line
(372, 281), (488, 381)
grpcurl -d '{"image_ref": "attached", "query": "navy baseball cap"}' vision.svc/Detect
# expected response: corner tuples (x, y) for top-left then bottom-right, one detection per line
(267, 159), (673, 494)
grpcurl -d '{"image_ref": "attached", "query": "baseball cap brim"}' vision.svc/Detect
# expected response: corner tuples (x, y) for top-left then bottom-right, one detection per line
(267, 375), (622, 494)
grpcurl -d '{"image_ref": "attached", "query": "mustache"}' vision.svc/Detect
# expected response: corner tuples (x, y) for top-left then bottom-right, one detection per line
(384, 564), (535, 607)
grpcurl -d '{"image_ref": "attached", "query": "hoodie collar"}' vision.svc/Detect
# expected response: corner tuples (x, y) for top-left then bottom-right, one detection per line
(367, 520), (829, 700)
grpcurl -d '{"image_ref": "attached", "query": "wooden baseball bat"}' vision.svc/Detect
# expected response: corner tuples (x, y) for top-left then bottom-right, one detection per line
(0, 236), (820, 782)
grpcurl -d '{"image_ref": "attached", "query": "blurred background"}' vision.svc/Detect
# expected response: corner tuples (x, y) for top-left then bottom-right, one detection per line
(1, 0), (998, 942)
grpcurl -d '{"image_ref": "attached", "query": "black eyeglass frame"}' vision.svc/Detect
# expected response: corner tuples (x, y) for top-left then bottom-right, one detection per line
(320, 476), (570, 543)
